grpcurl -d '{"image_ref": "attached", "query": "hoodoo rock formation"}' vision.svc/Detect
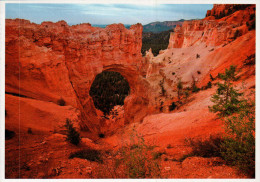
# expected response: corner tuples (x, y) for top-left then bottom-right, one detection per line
(5, 19), (150, 133)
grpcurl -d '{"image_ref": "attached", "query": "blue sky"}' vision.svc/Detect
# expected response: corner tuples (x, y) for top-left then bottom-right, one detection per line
(6, 4), (213, 25)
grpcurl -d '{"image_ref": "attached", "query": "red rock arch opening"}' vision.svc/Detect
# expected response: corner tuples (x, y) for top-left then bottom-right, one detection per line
(82, 65), (151, 135)
(89, 71), (130, 116)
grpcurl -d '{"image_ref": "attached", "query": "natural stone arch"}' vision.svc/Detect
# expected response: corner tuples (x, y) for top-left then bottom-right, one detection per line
(5, 19), (152, 134)
(76, 64), (151, 133)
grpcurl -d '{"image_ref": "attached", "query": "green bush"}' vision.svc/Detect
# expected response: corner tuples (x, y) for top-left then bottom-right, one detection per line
(191, 76), (200, 93)
(57, 98), (66, 106)
(186, 135), (223, 158)
(65, 119), (81, 145)
(69, 149), (103, 163)
(116, 127), (161, 178)
(207, 81), (212, 88)
(5, 129), (15, 140)
(169, 102), (177, 111)
(220, 100), (255, 177)
(210, 74), (215, 81)
(192, 85), (200, 93)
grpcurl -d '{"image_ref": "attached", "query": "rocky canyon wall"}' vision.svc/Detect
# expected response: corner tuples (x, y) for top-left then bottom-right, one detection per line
(5, 19), (150, 133)
(168, 4), (255, 48)
(143, 4), (255, 111)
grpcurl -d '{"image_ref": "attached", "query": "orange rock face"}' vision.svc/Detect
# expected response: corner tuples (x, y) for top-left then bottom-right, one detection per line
(5, 19), (151, 133)
(168, 5), (255, 48)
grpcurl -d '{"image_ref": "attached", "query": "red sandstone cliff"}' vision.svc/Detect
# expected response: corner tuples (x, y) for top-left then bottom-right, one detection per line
(5, 19), (148, 133)
(168, 5), (255, 48)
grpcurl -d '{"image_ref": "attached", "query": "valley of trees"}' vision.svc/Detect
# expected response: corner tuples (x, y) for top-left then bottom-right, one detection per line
(141, 29), (173, 56)
(89, 71), (130, 115)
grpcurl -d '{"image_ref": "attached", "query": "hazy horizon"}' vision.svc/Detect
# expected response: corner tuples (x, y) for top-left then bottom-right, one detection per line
(6, 4), (213, 25)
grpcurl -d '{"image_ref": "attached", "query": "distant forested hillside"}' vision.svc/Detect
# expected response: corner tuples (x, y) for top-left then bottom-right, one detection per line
(142, 29), (174, 56)
(142, 20), (184, 33)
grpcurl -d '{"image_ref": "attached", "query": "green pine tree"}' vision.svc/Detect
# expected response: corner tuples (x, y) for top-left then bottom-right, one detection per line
(209, 65), (242, 117)
(65, 119), (81, 145)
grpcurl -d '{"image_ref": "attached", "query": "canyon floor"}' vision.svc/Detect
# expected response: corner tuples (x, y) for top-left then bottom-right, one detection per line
(5, 73), (255, 179)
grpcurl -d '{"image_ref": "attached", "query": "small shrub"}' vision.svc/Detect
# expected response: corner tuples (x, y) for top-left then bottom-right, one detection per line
(197, 71), (201, 74)
(186, 135), (223, 158)
(244, 54), (255, 65)
(116, 127), (161, 178)
(159, 101), (164, 112)
(207, 81), (212, 89)
(99, 133), (105, 138)
(248, 20), (255, 31)
(159, 79), (166, 96)
(177, 78), (183, 100)
(192, 85), (200, 93)
(5, 129), (15, 140)
(184, 90), (190, 100)
(196, 54), (200, 59)
(166, 144), (172, 149)
(69, 149), (102, 163)
(233, 29), (241, 40)
(210, 74), (215, 81)
(180, 135), (223, 162)
(65, 119), (81, 145)
(172, 72), (175, 76)
(169, 102), (177, 111)
(152, 151), (164, 160)
(191, 75), (200, 93)
(57, 98), (66, 106)
(130, 144), (139, 150)
(249, 14), (255, 20)
(27, 128), (33, 134)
